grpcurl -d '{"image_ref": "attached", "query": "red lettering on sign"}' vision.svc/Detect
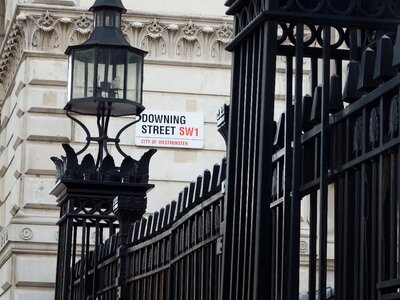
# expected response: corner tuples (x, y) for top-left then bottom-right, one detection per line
(179, 127), (199, 136)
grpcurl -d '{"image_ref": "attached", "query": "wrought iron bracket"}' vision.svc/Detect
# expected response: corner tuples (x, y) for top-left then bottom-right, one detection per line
(66, 108), (142, 166)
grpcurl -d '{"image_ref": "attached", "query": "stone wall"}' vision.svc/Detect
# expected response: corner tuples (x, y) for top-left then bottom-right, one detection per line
(0, 1), (231, 299)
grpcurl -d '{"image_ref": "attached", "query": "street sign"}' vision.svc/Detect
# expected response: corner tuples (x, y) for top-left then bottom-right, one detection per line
(135, 111), (204, 149)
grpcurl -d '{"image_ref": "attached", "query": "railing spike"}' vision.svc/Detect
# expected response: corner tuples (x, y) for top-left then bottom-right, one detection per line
(218, 157), (227, 190)
(311, 86), (322, 124)
(158, 209), (164, 233)
(110, 235), (118, 257)
(329, 74), (344, 114)
(89, 250), (94, 268)
(99, 243), (106, 261)
(273, 113), (285, 150)
(374, 35), (394, 81)
(194, 175), (203, 202)
(152, 211), (159, 235)
(163, 205), (170, 229)
(343, 60), (362, 103)
(188, 181), (196, 207)
(170, 201), (177, 224)
(183, 186), (189, 211)
(145, 215), (153, 238)
(201, 170), (211, 199)
(139, 217), (147, 240)
(177, 191), (184, 216)
(130, 221), (140, 244)
(393, 25), (400, 69)
(210, 163), (221, 194)
(302, 94), (313, 131)
(358, 47), (378, 91)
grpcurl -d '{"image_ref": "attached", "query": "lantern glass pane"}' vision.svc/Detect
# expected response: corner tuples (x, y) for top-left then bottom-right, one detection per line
(95, 10), (104, 27)
(115, 13), (121, 28)
(126, 51), (142, 103)
(97, 48), (126, 99)
(105, 10), (114, 27)
(72, 49), (95, 99)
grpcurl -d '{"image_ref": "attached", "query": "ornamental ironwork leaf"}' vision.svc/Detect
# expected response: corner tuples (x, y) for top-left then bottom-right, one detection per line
(369, 108), (379, 146)
(389, 95), (399, 137)
(50, 156), (64, 181)
(137, 149), (157, 183)
(353, 117), (363, 155)
(61, 144), (82, 179)
(99, 155), (119, 181)
(120, 156), (138, 182)
(81, 154), (96, 180)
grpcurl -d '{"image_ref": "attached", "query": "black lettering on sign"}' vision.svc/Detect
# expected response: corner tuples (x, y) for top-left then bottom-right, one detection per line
(141, 125), (177, 135)
(141, 113), (186, 125)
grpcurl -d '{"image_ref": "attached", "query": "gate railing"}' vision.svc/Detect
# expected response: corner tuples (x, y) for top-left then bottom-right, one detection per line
(270, 27), (400, 299)
(71, 158), (226, 299)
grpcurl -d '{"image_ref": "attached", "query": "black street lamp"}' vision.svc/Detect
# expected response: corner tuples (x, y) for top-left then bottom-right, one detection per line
(62, 0), (148, 167)
(51, 1), (156, 299)
(65, 0), (146, 117)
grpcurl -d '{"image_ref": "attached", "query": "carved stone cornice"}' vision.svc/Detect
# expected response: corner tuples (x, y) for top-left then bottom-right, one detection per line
(0, 6), (233, 97)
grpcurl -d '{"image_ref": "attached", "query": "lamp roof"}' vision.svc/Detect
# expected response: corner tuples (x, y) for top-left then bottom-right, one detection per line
(89, 0), (127, 13)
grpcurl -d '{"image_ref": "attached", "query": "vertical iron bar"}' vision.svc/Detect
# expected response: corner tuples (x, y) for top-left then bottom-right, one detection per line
(288, 23), (304, 299)
(282, 54), (293, 300)
(398, 145), (400, 279)
(371, 157), (378, 300)
(80, 220), (87, 300)
(359, 107), (367, 300)
(271, 208), (277, 299)
(71, 224), (78, 299)
(92, 221), (99, 300)
(246, 26), (263, 300)
(309, 192), (317, 300)
(377, 96), (384, 289)
(390, 150), (396, 278)
(228, 40), (246, 300)
(236, 32), (252, 300)
(221, 31), (241, 300)
(319, 25), (331, 300)
(311, 57), (318, 93)
(252, 19), (278, 300)
(243, 30), (258, 300)
(334, 175), (342, 300)
(353, 166), (360, 300)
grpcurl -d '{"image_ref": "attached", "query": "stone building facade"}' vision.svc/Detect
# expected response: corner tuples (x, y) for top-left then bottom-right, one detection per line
(0, 0), (231, 298)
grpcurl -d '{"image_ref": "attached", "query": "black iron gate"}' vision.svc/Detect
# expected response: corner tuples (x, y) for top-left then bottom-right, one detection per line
(53, 1), (400, 299)
(222, 1), (400, 300)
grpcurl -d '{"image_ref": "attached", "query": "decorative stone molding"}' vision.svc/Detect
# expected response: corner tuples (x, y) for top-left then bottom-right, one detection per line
(20, 227), (33, 240)
(299, 239), (309, 254)
(0, 8), (233, 97)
